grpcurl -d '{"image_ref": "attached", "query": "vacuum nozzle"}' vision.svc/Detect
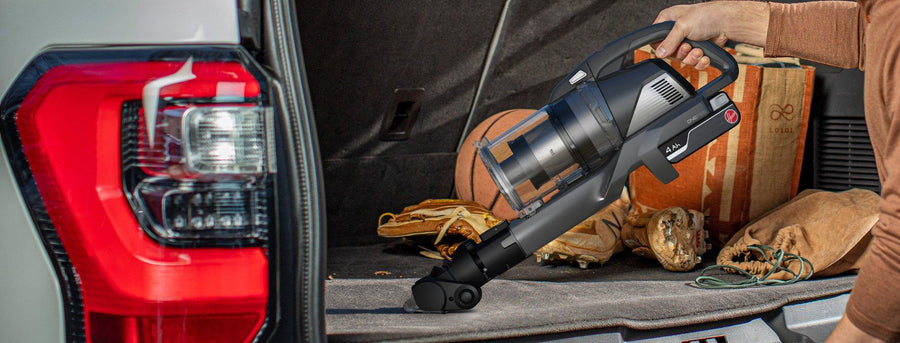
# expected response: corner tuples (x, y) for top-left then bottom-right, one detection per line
(408, 267), (483, 313)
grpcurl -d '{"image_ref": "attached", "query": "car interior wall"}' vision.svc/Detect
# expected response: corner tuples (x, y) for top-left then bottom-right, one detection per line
(296, 0), (507, 246)
(297, 0), (695, 247)
(466, 1), (698, 134)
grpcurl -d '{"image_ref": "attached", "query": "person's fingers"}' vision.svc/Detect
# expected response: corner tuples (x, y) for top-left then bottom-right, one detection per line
(656, 22), (687, 58)
(695, 56), (711, 70)
(682, 47), (704, 65)
(675, 43), (692, 60)
(713, 35), (728, 47)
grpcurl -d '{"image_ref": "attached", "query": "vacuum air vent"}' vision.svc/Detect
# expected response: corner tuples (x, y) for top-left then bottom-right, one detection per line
(628, 73), (690, 136)
(651, 77), (684, 105)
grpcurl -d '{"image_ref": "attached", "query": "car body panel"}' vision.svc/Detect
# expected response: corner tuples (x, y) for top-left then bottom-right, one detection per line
(0, 139), (63, 342)
(0, 0), (240, 93)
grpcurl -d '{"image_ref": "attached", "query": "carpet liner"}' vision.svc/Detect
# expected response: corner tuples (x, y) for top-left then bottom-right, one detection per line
(326, 243), (856, 342)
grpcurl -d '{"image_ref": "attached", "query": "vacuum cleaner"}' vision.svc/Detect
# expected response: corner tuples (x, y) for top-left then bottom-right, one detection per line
(406, 21), (741, 312)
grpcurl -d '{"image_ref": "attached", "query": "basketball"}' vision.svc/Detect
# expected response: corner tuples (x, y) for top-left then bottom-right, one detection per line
(455, 109), (534, 220)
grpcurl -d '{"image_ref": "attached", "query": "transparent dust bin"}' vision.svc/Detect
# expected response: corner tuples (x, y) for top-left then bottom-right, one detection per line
(477, 107), (591, 217)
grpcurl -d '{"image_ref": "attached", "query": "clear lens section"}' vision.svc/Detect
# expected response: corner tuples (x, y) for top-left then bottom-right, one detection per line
(136, 105), (274, 180)
(134, 178), (269, 242)
(184, 106), (271, 175)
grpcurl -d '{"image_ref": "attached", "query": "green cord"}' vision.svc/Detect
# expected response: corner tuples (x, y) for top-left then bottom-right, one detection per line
(695, 244), (814, 289)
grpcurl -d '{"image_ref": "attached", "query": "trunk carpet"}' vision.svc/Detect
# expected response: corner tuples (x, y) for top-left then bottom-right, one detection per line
(326, 243), (855, 342)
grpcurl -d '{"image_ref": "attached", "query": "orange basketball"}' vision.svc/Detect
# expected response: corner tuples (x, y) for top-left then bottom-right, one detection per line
(455, 109), (534, 220)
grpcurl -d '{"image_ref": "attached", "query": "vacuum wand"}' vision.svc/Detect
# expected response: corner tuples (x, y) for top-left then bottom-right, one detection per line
(407, 21), (741, 312)
(406, 164), (624, 312)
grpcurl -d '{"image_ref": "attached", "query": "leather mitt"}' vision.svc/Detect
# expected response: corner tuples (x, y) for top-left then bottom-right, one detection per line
(377, 199), (503, 260)
(621, 207), (710, 272)
(533, 188), (630, 269)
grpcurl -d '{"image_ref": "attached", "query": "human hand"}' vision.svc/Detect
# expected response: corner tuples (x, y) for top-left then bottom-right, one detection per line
(653, 1), (769, 70)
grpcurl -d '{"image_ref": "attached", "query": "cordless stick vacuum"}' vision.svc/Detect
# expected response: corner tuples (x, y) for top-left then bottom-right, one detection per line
(406, 21), (741, 312)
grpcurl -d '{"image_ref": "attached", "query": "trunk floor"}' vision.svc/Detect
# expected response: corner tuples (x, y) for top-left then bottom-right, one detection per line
(326, 243), (856, 342)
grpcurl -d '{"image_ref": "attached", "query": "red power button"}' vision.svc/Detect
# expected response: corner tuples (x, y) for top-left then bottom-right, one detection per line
(724, 109), (738, 124)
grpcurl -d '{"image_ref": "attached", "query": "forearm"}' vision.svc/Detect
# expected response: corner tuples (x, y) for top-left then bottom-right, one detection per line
(719, 1), (769, 48)
(653, 1), (769, 68)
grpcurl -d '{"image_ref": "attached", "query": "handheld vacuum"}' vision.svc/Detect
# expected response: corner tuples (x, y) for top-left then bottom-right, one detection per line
(406, 21), (741, 312)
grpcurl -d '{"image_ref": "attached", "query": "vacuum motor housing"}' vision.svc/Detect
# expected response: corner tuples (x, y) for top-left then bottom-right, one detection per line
(480, 60), (693, 217)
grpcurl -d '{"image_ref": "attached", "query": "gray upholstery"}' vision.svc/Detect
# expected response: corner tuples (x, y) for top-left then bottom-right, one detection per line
(326, 244), (854, 342)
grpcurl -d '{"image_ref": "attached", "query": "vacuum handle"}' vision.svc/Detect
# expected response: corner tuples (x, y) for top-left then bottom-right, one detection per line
(552, 21), (739, 101)
(629, 21), (738, 99)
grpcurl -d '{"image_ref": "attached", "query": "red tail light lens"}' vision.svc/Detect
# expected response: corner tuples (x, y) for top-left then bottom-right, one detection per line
(0, 48), (274, 342)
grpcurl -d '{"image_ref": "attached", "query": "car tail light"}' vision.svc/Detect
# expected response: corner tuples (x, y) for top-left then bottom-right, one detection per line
(0, 47), (275, 342)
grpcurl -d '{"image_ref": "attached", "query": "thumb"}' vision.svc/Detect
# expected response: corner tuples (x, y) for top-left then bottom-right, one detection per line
(656, 23), (686, 58)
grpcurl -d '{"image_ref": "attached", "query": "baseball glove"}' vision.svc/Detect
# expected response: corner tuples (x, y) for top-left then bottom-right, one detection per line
(533, 188), (630, 269)
(621, 207), (710, 272)
(377, 199), (503, 260)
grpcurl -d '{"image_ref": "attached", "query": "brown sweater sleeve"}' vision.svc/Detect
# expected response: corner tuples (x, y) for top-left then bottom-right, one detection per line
(764, 1), (863, 69)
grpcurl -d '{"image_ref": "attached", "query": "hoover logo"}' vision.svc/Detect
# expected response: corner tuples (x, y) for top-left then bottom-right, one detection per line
(724, 109), (738, 124)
